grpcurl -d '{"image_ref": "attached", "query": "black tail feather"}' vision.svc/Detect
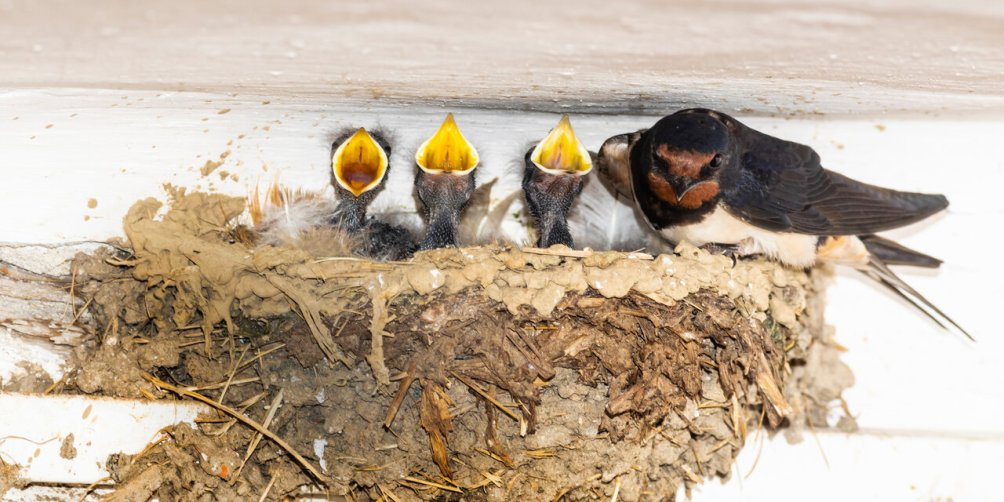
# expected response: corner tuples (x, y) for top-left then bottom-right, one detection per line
(860, 234), (943, 268)
(859, 255), (973, 341)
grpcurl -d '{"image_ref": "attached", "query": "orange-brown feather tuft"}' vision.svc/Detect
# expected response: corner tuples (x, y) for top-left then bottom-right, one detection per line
(656, 145), (714, 179)
(646, 173), (719, 209)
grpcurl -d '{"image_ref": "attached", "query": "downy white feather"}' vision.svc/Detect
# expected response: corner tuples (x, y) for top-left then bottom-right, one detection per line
(247, 179), (358, 256)
(569, 173), (669, 252)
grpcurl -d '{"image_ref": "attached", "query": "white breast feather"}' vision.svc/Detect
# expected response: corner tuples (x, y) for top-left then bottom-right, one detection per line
(659, 205), (819, 268)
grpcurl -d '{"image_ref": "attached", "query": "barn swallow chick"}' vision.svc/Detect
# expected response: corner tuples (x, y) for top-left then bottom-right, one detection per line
(331, 128), (415, 260)
(332, 127), (389, 230)
(598, 108), (970, 339)
(523, 115), (593, 248)
(414, 113), (479, 249)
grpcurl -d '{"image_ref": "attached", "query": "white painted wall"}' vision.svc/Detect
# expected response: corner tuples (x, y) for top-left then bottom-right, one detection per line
(0, 394), (206, 485)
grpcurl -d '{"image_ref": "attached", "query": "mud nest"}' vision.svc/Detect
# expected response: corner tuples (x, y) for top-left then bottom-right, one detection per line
(65, 190), (853, 501)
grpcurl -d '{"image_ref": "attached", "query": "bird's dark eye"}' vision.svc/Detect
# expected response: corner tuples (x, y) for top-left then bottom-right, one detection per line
(710, 153), (723, 168)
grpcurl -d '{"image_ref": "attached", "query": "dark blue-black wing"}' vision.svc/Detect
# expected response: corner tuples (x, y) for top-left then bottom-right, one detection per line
(720, 125), (948, 235)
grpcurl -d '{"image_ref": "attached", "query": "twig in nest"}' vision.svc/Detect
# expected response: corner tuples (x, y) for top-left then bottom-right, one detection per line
(743, 405), (768, 479)
(236, 343), (286, 374)
(525, 448), (556, 459)
(44, 374), (67, 395)
(419, 385), (455, 477)
(680, 464), (703, 484)
(551, 473), (602, 502)
(708, 438), (736, 455)
(504, 326), (555, 380)
(67, 264), (77, 320)
(232, 389), (284, 483)
(188, 376), (259, 392)
(141, 373), (326, 484)
(71, 297), (93, 325)
(208, 391), (268, 436)
(521, 246), (593, 258)
(257, 475), (277, 502)
(378, 483), (402, 502)
(449, 371), (519, 422)
(755, 352), (792, 417)
(402, 476), (462, 493)
(690, 444), (705, 477)
(473, 469), (505, 489)
(729, 393), (745, 441)
(78, 476), (111, 502)
(800, 392), (831, 469)
(384, 362), (418, 429)
(474, 447), (509, 466)
(521, 247), (654, 260)
(130, 431), (170, 465)
(216, 346), (249, 405)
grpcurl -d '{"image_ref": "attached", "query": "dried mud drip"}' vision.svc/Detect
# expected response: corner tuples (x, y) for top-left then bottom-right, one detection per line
(66, 190), (853, 501)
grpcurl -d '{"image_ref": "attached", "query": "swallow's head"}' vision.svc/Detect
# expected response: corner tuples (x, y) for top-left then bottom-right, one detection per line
(415, 113), (479, 176)
(331, 127), (390, 198)
(640, 110), (733, 210)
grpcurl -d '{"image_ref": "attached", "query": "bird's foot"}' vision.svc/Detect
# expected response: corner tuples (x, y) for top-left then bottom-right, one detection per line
(699, 242), (741, 266)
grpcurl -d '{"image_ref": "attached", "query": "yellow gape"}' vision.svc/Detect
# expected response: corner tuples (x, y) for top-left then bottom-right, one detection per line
(331, 128), (389, 197)
(415, 113), (479, 175)
(530, 114), (593, 176)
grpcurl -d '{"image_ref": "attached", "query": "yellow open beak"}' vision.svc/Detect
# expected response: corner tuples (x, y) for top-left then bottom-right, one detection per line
(332, 128), (389, 197)
(530, 115), (593, 176)
(415, 113), (479, 175)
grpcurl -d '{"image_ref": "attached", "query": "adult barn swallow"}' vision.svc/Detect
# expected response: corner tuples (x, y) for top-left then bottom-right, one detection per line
(523, 115), (594, 248)
(415, 113), (479, 250)
(331, 127), (415, 260)
(598, 108), (970, 339)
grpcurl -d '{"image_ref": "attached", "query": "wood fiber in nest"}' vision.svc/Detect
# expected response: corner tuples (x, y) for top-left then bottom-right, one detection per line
(68, 191), (853, 501)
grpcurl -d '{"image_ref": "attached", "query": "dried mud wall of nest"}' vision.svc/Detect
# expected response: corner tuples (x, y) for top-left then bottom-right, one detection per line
(67, 190), (853, 501)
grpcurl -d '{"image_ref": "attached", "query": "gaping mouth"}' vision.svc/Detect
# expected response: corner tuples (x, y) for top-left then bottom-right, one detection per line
(530, 114), (593, 176)
(415, 113), (479, 175)
(331, 128), (389, 197)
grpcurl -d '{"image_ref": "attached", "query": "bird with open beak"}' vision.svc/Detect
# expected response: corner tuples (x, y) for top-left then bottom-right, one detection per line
(331, 127), (415, 260)
(523, 115), (594, 248)
(414, 113), (480, 249)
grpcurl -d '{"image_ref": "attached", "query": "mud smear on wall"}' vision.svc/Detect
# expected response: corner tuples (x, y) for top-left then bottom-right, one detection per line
(63, 189), (853, 501)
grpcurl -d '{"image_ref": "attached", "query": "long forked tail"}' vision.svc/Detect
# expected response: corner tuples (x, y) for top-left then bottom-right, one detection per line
(860, 234), (943, 268)
(858, 255), (973, 341)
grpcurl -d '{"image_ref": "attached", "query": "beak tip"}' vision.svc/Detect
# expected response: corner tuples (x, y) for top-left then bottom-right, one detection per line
(531, 114), (592, 175)
(415, 113), (479, 174)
